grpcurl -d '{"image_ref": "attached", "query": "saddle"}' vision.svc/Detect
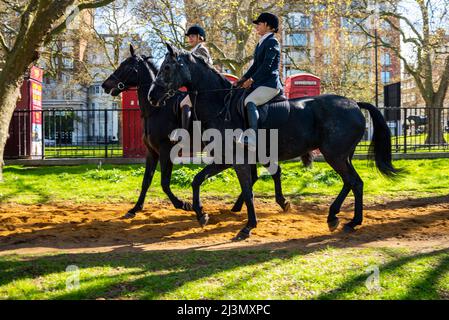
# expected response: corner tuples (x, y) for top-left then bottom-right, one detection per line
(237, 90), (290, 129)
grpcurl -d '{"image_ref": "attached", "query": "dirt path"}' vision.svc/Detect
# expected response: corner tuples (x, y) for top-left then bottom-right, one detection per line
(1, 196), (449, 255)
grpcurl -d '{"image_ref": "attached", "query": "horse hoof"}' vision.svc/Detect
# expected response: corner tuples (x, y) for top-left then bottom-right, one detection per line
(343, 223), (356, 233)
(199, 214), (209, 227)
(182, 202), (193, 211)
(232, 229), (250, 241)
(282, 201), (291, 213)
(327, 218), (340, 232)
(230, 206), (242, 213)
(121, 211), (136, 219)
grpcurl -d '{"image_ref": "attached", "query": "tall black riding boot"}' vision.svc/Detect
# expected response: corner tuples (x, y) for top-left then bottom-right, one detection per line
(245, 102), (259, 152)
(169, 104), (191, 142)
(181, 104), (191, 131)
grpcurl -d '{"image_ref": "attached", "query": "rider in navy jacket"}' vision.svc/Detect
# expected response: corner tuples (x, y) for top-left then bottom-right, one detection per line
(235, 12), (282, 151)
(242, 33), (282, 90)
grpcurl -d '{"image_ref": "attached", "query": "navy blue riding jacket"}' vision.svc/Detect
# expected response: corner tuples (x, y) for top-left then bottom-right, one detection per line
(243, 33), (283, 90)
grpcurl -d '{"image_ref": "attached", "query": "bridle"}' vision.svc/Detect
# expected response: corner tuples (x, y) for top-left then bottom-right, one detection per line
(110, 67), (138, 91)
(151, 79), (178, 107)
(110, 56), (154, 92)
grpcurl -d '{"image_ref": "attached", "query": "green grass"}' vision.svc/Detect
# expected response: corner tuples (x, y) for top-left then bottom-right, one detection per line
(2, 160), (449, 300)
(1, 247), (448, 299)
(1, 159), (449, 205)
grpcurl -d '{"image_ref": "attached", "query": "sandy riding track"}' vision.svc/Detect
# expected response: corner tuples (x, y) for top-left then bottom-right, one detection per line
(1, 196), (449, 255)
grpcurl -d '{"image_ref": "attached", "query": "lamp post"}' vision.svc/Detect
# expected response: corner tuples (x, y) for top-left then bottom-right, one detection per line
(369, 1), (380, 108)
(375, 27), (379, 108)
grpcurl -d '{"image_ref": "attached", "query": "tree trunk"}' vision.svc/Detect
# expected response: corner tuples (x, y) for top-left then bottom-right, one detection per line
(425, 104), (447, 145)
(0, 75), (23, 182)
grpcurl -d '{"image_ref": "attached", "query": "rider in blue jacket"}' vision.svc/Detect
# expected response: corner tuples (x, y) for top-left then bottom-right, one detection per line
(235, 12), (283, 151)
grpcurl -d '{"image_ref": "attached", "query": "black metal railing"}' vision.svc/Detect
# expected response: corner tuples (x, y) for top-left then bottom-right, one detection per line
(4, 107), (449, 160)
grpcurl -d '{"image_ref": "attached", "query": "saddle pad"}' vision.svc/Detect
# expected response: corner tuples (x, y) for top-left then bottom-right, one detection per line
(257, 100), (290, 129)
(236, 92), (290, 129)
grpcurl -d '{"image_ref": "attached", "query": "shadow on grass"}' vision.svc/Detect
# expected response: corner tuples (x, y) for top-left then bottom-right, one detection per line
(318, 248), (449, 300)
(0, 245), (448, 299)
(0, 178), (51, 204)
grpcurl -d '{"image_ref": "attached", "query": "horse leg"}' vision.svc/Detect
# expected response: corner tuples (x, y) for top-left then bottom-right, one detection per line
(159, 144), (193, 211)
(232, 164), (289, 213)
(231, 164), (258, 213)
(327, 151), (355, 231)
(233, 164), (257, 241)
(345, 160), (364, 232)
(270, 164), (290, 212)
(324, 153), (364, 233)
(123, 150), (159, 219)
(192, 163), (232, 226)
(327, 183), (351, 231)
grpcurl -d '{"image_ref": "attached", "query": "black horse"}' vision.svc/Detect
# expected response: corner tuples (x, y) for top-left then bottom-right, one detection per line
(102, 45), (290, 219)
(148, 44), (400, 240)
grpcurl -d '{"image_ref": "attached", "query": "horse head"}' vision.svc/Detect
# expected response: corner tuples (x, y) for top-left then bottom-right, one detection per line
(102, 44), (153, 97)
(148, 43), (193, 107)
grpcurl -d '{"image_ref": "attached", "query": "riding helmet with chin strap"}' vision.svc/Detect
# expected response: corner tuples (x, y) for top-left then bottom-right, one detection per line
(185, 25), (206, 40)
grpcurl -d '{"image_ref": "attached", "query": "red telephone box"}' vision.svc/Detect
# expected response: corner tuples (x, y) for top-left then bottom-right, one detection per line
(285, 73), (320, 99)
(121, 73), (239, 158)
(5, 66), (44, 159)
(121, 90), (147, 158)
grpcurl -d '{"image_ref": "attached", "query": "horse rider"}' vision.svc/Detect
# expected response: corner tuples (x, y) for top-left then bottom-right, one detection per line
(234, 12), (283, 151)
(173, 25), (213, 141)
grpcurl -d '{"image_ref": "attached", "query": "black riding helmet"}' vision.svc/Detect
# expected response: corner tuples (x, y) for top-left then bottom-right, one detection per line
(185, 25), (206, 40)
(253, 12), (279, 33)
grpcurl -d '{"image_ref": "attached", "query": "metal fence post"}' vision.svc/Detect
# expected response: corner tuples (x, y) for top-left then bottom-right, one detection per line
(41, 110), (45, 159)
(104, 109), (108, 158)
(403, 108), (407, 154)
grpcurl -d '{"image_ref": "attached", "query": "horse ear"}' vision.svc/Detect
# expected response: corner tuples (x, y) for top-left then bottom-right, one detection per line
(165, 42), (177, 57)
(130, 44), (135, 57)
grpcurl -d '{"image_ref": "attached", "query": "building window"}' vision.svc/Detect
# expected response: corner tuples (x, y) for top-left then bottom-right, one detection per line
(286, 33), (308, 46)
(381, 71), (391, 84)
(381, 53), (391, 66)
(287, 13), (311, 30)
(285, 50), (307, 65)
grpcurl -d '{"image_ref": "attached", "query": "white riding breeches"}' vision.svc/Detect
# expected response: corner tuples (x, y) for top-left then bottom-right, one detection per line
(244, 86), (281, 106)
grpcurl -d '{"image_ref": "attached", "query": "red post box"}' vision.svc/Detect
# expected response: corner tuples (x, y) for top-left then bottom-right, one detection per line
(5, 66), (44, 159)
(121, 90), (147, 158)
(285, 73), (320, 99)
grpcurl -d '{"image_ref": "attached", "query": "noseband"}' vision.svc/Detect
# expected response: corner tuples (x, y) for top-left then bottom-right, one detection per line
(110, 65), (138, 91)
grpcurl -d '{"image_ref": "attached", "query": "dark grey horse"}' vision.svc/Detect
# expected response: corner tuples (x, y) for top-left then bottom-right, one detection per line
(102, 45), (290, 219)
(148, 44), (400, 240)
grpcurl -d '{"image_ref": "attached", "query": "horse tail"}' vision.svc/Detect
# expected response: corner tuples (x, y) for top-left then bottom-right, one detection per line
(357, 102), (401, 178)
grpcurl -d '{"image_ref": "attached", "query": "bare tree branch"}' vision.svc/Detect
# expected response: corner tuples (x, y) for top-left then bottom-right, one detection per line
(45, 0), (116, 44)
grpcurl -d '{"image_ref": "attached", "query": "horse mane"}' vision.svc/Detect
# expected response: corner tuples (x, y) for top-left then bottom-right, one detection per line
(180, 51), (232, 89)
(145, 58), (159, 74)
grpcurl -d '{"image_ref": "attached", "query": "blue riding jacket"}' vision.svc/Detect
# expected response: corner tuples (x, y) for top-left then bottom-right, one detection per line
(243, 33), (283, 90)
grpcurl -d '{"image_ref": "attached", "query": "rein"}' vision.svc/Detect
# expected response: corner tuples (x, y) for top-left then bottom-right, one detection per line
(190, 86), (242, 124)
